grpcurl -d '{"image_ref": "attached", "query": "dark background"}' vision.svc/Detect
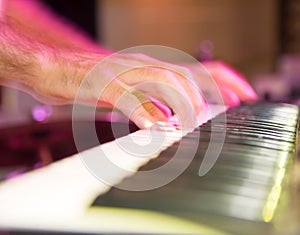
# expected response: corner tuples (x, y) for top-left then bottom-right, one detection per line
(41, 0), (98, 40)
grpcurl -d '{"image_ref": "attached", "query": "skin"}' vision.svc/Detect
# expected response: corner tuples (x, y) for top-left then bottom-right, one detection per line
(0, 0), (257, 129)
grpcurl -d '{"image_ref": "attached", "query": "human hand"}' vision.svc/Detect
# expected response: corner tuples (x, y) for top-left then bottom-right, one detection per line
(38, 52), (207, 129)
(0, 21), (206, 129)
(0, 4), (256, 129)
(35, 52), (257, 129)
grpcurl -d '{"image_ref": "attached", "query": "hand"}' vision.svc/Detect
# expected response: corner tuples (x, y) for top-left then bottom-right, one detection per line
(0, 19), (206, 129)
(38, 52), (207, 129)
(35, 53), (257, 129)
(0, 2), (256, 130)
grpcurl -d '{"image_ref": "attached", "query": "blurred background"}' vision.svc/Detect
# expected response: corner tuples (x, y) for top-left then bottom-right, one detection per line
(99, 0), (279, 76)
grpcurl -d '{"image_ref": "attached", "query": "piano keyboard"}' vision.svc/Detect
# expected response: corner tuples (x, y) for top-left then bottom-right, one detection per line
(0, 103), (298, 235)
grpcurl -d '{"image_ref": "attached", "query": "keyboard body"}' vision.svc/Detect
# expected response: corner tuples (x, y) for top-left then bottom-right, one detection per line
(0, 103), (299, 235)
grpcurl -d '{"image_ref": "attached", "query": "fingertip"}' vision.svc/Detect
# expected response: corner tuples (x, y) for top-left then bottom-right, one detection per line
(244, 87), (258, 101)
(144, 119), (154, 129)
(221, 87), (241, 106)
(131, 102), (169, 129)
(132, 115), (154, 129)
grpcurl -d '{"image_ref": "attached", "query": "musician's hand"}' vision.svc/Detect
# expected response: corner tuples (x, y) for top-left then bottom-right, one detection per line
(36, 53), (257, 129)
(1, 0), (256, 130)
(39, 52), (207, 129)
(1, 26), (256, 130)
(0, 19), (207, 129)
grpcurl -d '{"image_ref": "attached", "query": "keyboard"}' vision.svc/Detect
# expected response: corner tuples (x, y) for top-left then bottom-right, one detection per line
(0, 103), (298, 235)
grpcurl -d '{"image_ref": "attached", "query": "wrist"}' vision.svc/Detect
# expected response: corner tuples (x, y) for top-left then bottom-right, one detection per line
(36, 50), (105, 101)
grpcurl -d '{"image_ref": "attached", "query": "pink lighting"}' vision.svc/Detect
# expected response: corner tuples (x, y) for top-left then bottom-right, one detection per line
(32, 105), (53, 122)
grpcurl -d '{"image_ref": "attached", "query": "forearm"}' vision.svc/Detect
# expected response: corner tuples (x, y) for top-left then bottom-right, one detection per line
(0, 20), (42, 86)
(0, 20), (105, 103)
(5, 0), (110, 54)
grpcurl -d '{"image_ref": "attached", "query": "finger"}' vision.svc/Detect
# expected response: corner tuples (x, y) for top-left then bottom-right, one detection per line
(165, 67), (206, 116)
(149, 97), (173, 118)
(119, 67), (206, 120)
(101, 79), (168, 129)
(203, 61), (257, 102)
(218, 86), (240, 106)
(132, 79), (201, 128)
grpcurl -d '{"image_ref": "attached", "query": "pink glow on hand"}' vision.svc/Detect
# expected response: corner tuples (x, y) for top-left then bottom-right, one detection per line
(149, 97), (173, 118)
(203, 61), (258, 103)
(220, 87), (240, 106)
